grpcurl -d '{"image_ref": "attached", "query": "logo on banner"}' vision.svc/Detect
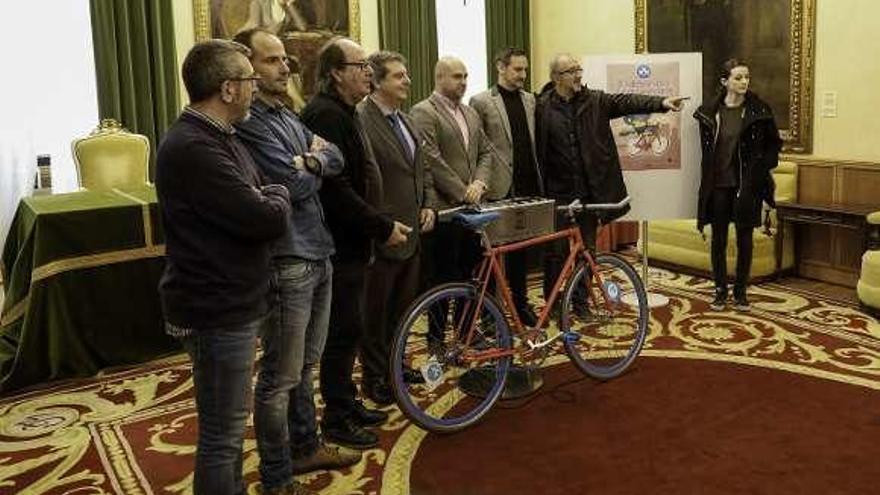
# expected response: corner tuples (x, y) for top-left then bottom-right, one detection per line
(636, 64), (652, 79)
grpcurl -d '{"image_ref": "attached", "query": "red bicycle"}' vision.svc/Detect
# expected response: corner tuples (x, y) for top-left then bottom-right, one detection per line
(390, 197), (649, 433)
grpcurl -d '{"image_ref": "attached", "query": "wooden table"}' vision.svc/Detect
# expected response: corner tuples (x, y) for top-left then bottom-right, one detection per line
(774, 202), (880, 282)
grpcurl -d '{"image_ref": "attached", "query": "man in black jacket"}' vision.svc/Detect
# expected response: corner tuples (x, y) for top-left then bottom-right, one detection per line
(301, 37), (410, 449)
(536, 54), (685, 310)
(156, 39), (291, 495)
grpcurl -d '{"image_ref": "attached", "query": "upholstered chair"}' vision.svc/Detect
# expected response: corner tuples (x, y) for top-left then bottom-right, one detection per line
(857, 212), (880, 314)
(72, 119), (150, 190)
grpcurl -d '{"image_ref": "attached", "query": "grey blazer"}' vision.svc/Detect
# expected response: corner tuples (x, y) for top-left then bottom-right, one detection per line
(357, 97), (436, 260)
(470, 86), (539, 198)
(410, 93), (495, 209)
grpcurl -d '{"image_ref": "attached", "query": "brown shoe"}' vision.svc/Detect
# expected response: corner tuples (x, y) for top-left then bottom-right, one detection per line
(291, 442), (362, 475)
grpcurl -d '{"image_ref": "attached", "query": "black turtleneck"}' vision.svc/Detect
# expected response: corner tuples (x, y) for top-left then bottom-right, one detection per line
(497, 84), (541, 196)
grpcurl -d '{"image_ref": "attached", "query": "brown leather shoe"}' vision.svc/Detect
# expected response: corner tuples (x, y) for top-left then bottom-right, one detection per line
(291, 442), (362, 475)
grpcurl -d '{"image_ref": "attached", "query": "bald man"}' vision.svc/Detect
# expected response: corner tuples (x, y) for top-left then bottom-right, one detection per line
(410, 57), (497, 350)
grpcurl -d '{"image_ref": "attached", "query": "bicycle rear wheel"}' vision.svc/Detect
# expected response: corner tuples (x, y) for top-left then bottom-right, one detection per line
(390, 282), (512, 433)
(561, 254), (648, 380)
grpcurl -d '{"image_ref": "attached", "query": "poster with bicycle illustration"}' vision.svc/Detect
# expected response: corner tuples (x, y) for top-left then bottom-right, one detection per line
(584, 53), (701, 220)
(608, 61), (681, 171)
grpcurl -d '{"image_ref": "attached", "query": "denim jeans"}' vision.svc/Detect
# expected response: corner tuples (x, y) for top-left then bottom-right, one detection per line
(254, 258), (332, 490)
(179, 318), (261, 495)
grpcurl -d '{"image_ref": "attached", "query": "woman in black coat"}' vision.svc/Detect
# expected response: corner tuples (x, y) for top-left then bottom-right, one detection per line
(694, 58), (782, 311)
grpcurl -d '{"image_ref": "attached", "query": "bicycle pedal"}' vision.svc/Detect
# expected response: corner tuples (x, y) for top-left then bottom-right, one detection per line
(561, 331), (581, 343)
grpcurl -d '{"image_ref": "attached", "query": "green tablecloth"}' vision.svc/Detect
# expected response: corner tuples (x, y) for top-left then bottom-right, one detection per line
(0, 185), (178, 393)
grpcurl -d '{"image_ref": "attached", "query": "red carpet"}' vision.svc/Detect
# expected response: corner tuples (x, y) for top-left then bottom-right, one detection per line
(411, 357), (880, 495)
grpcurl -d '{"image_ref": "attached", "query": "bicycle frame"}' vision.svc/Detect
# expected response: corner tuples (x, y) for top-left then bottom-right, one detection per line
(456, 218), (610, 363)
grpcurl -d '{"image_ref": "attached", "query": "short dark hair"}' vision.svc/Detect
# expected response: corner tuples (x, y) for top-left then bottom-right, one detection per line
(368, 50), (406, 86)
(316, 37), (348, 94)
(182, 39), (251, 103)
(231, 27), (274, 55)
(720, 58), (749, 81)
(494, 47), (527, 68)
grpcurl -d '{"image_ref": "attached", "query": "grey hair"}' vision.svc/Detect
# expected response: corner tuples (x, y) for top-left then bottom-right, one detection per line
(549, 53), (574, 76)
(316, 36), (348, 95)
(182, 39), (252, 103)
(368, 50), (407, 86)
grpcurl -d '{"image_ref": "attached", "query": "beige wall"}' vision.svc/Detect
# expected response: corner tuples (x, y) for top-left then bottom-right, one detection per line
(531, 0), (634, 92)
(530, 0), (880, 163)
(171, 0), (381, 107)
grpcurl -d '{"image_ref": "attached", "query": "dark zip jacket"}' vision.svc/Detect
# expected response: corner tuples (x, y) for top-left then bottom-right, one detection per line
(536, 84), (667, 223)
(694, 90), (782, 231)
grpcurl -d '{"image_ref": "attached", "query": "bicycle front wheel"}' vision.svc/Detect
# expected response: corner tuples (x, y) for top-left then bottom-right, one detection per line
(390, 282), (512, 433)
(561, 254), (648, 380)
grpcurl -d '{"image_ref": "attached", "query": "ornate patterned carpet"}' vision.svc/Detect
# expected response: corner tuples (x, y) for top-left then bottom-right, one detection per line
(1, 269), (879, 495)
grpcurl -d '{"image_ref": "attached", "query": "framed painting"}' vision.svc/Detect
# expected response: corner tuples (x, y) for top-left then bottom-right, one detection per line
(193, 0), (361, 100)
(635, 0), (815, 153)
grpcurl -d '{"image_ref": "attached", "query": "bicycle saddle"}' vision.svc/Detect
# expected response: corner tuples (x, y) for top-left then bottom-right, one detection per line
(452, 211), (501, 230)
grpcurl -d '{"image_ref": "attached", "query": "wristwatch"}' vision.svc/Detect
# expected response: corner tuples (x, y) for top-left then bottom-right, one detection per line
(303, 153), (322, 176)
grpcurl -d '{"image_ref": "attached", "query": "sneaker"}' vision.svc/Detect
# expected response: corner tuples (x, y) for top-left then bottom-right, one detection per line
(733, 292), (750, 312)
(351, 401), (388, 427)
(710, 288), (727, 311)
(363, 380), (394, 406)
(322, 416), (379, 450)
(291, 442), (362, 475)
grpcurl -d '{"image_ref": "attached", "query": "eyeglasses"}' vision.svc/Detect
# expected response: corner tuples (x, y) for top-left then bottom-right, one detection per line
(558, 67), (583, 76)
(229, 74), (262, 84)
(341, 61), (371, 71)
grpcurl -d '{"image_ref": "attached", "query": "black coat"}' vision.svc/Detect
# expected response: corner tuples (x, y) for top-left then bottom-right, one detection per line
(694, 91), (782, 231)
(536, 85), (666, 222)
(301, 92), (394, 264)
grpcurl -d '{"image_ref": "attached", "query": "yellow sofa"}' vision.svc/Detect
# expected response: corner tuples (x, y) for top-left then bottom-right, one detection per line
(644, 161), (798, 280)
(857, 212), (880, 313)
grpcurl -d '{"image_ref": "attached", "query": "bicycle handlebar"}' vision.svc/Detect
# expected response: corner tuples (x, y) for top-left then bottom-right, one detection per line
(556, 196), (631, 213)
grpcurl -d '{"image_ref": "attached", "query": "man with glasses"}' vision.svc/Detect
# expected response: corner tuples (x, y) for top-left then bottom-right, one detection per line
(301, 37), (411, 450)
(232, 29), (360, 495)
(537, 54), (686, 313)
(155, 39), (291, 495)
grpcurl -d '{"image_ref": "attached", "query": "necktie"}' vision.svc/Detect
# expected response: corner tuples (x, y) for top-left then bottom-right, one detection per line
(387, 113), (414, 164)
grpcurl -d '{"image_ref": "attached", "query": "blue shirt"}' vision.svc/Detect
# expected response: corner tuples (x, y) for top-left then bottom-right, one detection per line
(236, 98), (344, 260)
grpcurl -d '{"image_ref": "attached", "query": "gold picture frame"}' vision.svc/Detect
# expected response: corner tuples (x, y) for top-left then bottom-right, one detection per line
(635, 0), (816, 153)
(193, 0), (361, 99)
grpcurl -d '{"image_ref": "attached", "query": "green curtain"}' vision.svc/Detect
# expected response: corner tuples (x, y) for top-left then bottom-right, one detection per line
(485, 0), (530, 88)
(89, 0), (179, 179)
(378, 0), (438, 106)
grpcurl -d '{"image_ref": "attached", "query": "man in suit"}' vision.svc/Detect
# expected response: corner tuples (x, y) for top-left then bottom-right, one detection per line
(411, 57), (495, 288)
(357, 51), (437, 404)
(301, 37), (411, 450)
(470, 47), (543, 326)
